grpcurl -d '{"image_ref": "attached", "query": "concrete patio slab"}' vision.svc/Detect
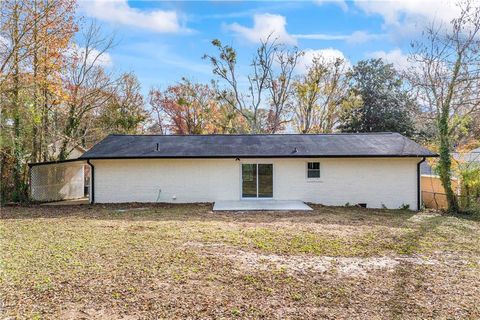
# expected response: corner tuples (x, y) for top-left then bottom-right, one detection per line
(213, 200), (313, 211)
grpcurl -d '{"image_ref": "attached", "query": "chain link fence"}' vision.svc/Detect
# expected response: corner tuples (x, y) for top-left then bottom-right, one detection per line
(30, 161), (87, 202)
(422, 191), (449, 210)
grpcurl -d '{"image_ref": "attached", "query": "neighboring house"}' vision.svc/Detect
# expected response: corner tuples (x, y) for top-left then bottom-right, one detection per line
(48, 141), (87, 160)
(454, 147), (480, 165)
(420, 162), (435, 176)
(421, 147), (480, 175)
(73, 132), (436, 210)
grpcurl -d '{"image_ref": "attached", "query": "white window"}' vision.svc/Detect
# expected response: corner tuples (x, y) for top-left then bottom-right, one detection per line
(307, 162), (320, 179)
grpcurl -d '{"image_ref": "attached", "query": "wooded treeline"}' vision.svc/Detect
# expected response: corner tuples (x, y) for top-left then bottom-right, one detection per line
(0, 0), (146, 202)
(1, 0), (479, 212)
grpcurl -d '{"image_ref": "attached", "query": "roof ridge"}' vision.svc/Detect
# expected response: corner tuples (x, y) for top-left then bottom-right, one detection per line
(108, 132), (396, 137)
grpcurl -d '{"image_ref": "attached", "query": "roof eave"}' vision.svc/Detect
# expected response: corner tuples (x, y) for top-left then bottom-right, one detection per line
(28, 158), (87, 167)
(79, 154), (438, 160)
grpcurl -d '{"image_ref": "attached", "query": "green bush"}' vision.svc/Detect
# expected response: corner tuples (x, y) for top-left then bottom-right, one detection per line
(458, 164), (480, 214)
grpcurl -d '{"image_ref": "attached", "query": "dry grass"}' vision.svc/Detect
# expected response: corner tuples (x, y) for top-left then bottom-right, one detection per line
(1, 203), (480, 319)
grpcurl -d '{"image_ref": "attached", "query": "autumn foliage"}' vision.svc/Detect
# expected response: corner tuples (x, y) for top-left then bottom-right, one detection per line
(149, 79), (246, 135)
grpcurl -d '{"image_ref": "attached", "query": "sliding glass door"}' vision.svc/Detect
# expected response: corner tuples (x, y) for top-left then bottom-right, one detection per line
(242, 164), (273, 198)
(241, 164), (257, 198)
(257, 164), (273, 198)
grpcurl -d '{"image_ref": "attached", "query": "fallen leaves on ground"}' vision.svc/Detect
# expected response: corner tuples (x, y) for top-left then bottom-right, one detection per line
(1, 204), (479, 319)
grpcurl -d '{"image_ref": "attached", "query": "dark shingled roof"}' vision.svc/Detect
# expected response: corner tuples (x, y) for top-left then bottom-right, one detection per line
(80, 133), (437, 159)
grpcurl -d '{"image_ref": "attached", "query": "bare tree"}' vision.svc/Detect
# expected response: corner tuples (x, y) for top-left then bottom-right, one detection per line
(409, 0), (480, 212)
(204, 36), (301, 133)
(266, 45), (302, 133)
(147, 91), (167, 135)
(293, 56), (349, 133)
(58, 22), (115, 160)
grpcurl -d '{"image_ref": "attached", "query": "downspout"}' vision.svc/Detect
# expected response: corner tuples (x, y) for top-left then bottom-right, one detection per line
(28, 163), (32, 202)
(87, 159), (95, 204)
(417, 157), (426, 211)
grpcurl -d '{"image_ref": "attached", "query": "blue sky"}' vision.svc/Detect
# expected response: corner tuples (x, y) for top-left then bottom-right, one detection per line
(78, 0), (459, 94)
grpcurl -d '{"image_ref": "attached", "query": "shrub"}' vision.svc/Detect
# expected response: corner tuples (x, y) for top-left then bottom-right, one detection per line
(458, 165), (480, 214)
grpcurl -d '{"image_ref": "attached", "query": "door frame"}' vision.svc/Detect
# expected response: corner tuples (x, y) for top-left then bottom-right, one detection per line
(240, 162), (274, 200)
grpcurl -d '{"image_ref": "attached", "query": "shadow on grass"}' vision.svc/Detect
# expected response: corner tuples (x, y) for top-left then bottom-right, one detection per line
(396, 215), (444, 254)
(386, 215), (443, 317)
(449, 211), (480, 222)
(1, 202), (419, 229)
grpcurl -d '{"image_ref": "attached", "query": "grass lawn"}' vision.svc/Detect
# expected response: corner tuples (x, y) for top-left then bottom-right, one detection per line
(1, 204), (480, 319)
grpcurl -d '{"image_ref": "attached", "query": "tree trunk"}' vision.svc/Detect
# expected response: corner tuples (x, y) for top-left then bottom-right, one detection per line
(438, 55), (461, 213)
(438, 123), (458, 212)
(11, 4), (25, 202)
(59, 105), (77, 160)
(31, 0), (39, 163)
(40, 85), (49, 161)
(40, 13), (50, 162)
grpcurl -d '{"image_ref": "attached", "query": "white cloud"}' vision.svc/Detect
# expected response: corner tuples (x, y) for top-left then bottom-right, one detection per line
(66, 44), (113, 68)
(354, 0), (461, 36)
(0, 35), (10, 57)
(367, 49), (411, 71)
(88, 48), (113, 67)
(354, 0), (458, 26)
(0, 35), (9, 47)
(229, 12), (386, 47)
(314, 0), (348, 11)
(227, 13), (297, 45)
(293, 33), (348, 41)
(347, 31), (385, 44)
(297, 48), (349, 73)
(293, 30), (386, 44)
(81, 0), (185, 33)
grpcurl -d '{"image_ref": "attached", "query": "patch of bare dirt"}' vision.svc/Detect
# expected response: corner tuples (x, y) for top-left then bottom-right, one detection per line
(184, 241), (437, 277)
(407, 212), (442, 222)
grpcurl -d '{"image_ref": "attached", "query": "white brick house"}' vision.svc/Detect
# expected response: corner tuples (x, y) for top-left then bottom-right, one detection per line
(74, 133), (436, 210)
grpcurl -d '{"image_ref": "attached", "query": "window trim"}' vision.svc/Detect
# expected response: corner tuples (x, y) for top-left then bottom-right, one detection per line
(306, 161), (321, 180)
